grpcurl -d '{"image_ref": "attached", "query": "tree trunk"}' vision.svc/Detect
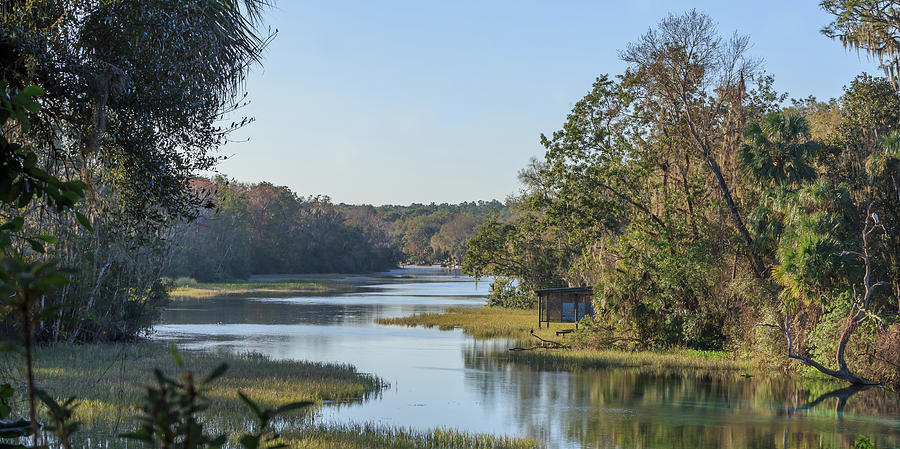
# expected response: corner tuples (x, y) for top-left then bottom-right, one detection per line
(780, 310), (879, 386)
(704, 155), (766, 278)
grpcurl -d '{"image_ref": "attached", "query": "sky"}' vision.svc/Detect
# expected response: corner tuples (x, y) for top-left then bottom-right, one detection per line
(216, 1), (877, 206)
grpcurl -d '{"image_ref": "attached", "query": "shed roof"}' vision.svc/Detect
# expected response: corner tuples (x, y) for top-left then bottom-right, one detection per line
(534, 286), (593, 295)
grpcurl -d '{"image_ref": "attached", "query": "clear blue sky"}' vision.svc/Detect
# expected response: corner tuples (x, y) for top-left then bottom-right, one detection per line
(217, 1), (876, 206)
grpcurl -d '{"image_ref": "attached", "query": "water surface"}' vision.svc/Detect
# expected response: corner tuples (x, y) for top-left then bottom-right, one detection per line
(155, 268), (900, 449)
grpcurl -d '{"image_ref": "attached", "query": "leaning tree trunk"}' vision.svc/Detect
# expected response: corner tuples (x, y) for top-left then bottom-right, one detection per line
(767, 207), (886, 386)
(704, 154), (767, 278)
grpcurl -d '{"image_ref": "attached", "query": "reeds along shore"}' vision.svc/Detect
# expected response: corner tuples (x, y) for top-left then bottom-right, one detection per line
(3, 342), (541, 449)
(378, 306), (756, 373)
(167, 279), (354, 300)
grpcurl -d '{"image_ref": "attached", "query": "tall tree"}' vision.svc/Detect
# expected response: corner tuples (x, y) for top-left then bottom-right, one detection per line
(0, 0), (276, 342)
(821, 0), (900, 87)
(620, 10), (768, 277)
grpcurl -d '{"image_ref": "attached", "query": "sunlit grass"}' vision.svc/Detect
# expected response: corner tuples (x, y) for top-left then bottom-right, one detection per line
(0, 342), (540, 449)
(505, 347), (753, 373)
(287, 423), (542, 449)
(376, 306), (540, 339)
(3, 342), (384, 439)
(169, 280), (354, 300)
(3, 342), (542, 448)
(379, 306), (755, 374)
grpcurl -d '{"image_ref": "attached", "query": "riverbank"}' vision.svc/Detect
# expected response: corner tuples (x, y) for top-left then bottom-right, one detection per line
(291, 424), (540, 448)
(377, 306), (537, 339)
(377, 306), (755, 373)
(8, 342), (539, 448)
(168, 279), (355, 300)
(18, 342), (383, 432)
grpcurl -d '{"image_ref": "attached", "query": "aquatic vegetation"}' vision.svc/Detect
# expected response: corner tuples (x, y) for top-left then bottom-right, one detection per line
(377, 306), (538, 340)
(3, 342), (385, 438)
(504, 348), (753, 373)
(168, 280), (353, 300)
(380, 306), (754, 373)
(288, 423), (542, 449)
(3, 342), (543, 448)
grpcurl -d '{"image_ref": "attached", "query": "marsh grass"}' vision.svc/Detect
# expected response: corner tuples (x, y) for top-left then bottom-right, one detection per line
(0, 342), (542, 448)
(169, 280), (354, 300)
(505, 348), (754, 373)
(1, 342), (384, 442)
(287, 423), (542, 449)
(376, 307), (540, 339)
(379, 306), (755, 374)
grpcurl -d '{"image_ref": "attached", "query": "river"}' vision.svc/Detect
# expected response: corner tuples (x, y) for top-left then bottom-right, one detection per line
(155, 267), (900, 449)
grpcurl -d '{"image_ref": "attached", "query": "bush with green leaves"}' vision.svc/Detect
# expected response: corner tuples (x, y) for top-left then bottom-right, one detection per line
(486, 277), (535, 309)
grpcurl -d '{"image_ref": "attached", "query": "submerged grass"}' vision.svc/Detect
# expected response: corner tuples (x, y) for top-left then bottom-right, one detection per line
(379, 306), (755, 374)
(169, 280), (354, 299)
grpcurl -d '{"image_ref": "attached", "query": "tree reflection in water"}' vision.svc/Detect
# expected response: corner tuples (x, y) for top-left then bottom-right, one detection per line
(787, 384), (876, 418)
(463, 342), (900, 449)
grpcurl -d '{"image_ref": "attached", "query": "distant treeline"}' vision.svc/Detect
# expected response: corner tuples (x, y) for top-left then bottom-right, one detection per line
(166, 177), (508, 281)
(357, 200), (510, 265)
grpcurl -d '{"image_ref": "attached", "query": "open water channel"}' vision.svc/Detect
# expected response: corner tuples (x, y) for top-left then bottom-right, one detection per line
(154, 267), (900, 449)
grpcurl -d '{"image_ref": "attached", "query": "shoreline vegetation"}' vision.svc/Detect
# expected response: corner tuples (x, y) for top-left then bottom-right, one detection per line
(167, 279), (356, 300)
(378, 307), (757, 374)
(14, 342), (540, 449)
(20, 343), (385, 432)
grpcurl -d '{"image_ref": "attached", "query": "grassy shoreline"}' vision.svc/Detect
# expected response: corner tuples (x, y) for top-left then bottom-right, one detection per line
(376, 307), (538, 339)
(3, 342), (540, 448)
(12, 342), (385, 432)
(168, 279), (355, 300)
(377, 306), (755, 373)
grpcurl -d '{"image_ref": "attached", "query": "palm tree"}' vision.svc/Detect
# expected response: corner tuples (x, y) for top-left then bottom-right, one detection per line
(739, 111), (821, 189)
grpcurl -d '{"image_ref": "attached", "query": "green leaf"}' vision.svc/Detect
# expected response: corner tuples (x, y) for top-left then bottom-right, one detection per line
(22, 152), (36, 170)
(17, 115), (29, 133)
(119, 429), (152, 442)
(237, 392), (262, 419)
(35, 274), (69, 289)
(201, 363), (228, 385)
(274, 401), (315, 416)
(26, 238), (45, 253)
(75, 212), (93, 232)
(36, 234), (58, 244)
(21, 85), (44, 97)
(168, 343), (183, 369)
(35, 389), (60, 412)
(1, 217), (24, 232)
(0, 384), (13, 403)
(239, 434), (260, 449)
(23, 100), (40, 114)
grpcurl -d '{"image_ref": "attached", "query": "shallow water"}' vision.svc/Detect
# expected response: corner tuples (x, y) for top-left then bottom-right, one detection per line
(155, 268), (900, 449)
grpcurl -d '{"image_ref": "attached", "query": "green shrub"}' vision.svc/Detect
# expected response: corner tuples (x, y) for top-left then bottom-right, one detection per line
(486, 277), (535, 309)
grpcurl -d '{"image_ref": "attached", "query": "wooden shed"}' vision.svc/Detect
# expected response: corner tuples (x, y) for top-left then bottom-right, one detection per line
(535, 286), (594, 329)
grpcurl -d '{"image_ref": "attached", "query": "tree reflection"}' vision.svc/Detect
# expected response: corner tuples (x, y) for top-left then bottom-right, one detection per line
(463, 343), (900, 449)
(787, 384), (877, 418)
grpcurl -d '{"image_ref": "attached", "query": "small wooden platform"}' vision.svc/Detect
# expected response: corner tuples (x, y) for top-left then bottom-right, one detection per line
(555, 329), (576, 336)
